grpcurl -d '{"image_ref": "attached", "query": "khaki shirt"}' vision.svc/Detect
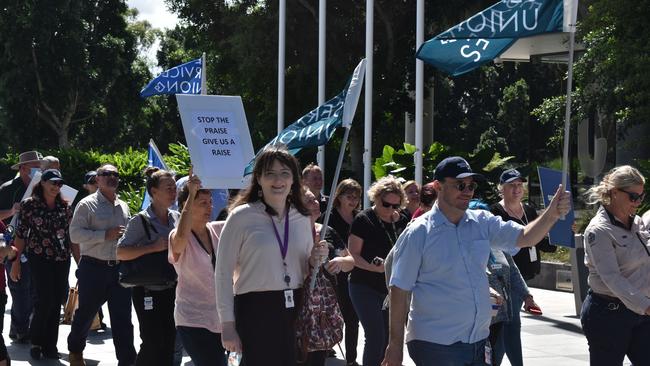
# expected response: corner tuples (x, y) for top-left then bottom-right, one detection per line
(584, 206), (650, 314)
(70, 190), (130, 261)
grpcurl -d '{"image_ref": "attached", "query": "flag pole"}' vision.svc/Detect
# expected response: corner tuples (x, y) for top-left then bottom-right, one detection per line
(561, 5), (577, 217)
(309, 124), (352, 291)
(414, 0), (424, 186)
(317, 0), (327, 185)
(278, 0), (286, 134)
(363, 0), (374, 209)
(201, 52), (207, 95)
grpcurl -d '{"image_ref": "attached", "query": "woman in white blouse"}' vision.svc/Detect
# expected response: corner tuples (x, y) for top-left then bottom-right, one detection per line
(215, 146), (328, 366)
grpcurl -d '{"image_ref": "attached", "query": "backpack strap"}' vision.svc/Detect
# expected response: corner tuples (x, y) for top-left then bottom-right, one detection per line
(138, 213), (152, 241)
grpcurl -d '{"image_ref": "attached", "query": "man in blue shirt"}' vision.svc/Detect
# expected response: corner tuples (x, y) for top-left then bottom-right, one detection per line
(381, 157), (571, 366)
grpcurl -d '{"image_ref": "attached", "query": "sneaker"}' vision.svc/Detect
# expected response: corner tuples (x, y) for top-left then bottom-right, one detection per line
(30, 346), (43, 360)
(69, 352), (86, 366)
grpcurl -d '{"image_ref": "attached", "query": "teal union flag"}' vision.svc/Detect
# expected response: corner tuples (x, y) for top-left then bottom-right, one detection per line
(416, 0), (577, 76)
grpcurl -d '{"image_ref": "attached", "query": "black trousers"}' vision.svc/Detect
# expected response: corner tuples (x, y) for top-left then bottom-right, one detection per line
(335, 277), (359, 363)
(29, 256), (70, 353)
(235, 289), (303, 366)
(132, 286), (176, 366)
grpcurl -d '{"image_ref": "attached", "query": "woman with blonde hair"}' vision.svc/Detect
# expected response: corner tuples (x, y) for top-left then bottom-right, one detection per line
(581, 165), (650, 365)
(401, 180), (420, 220)
(348, 176), (408, 366)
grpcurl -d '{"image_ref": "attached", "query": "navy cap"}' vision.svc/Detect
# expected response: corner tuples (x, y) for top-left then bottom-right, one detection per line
(499, 169), (527, 184)
(433, 156), (484, 181)
(41, 169), (64, 183)
(84, 171), (97, 184)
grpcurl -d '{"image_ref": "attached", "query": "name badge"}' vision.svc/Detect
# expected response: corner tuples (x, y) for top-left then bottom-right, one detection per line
(529, 247), (538, 262)
(490, 263), (503, 270)
(144, 296), (153, 311)
(284, 289), (295, 308)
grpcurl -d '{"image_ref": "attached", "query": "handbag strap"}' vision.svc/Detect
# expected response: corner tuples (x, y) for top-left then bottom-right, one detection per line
(138, 213), (159, 242)
(191, 229), (216, 270)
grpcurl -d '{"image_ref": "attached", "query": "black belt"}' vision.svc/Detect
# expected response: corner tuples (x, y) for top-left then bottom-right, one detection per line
(589, 289), (624, 310)
(81, 255), (120, 267)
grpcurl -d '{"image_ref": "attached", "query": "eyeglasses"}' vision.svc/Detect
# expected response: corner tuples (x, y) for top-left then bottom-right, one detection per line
(619, 189), (646, 203)
(48, 181), (64, 187)
(451, 181), (478, 192)
(98, 171), (120, 178)
(381, 200), (401, 209)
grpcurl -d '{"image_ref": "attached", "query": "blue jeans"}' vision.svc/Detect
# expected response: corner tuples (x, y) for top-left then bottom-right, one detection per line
(177, 326), (226, 366)
(5, 258), (34, 337)
(497, 297), (523, 366)
(67, 259), (136, 365)
(581, 292), (650, 366)
(348, 282), (388, 366)
(407, 339), (489, 366)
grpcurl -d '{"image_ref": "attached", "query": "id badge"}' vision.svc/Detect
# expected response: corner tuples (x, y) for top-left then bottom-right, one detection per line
(529, 247), (538, 262)
(484, 341), (492, 365)
(284, 289), (295, 308)
(144, 296), (153, 311)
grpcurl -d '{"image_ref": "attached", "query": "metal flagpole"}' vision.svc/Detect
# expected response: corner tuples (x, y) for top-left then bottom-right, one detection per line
(415, 0), (424, 186)
(200, 52), (207, 95)
(561, 3), (578, 193)
(363, 0), (374, 209)
(317, 0), (327, 185)
(278, 0), (286, 134)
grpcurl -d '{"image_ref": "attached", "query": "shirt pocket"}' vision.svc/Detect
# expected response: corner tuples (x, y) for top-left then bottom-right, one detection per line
(469, 240), (491, 269)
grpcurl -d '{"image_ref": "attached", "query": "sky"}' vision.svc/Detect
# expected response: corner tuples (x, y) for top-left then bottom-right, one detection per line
(127, 0), (179, 31)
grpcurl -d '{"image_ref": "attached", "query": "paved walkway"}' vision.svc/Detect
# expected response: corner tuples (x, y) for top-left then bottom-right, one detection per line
(3, 271), (598, 365)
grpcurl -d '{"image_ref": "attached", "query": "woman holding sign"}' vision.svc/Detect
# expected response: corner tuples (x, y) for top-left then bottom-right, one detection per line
(215, 145), (328, 366)
(490, 168), (551, 366)
(581, 165), (650, 365)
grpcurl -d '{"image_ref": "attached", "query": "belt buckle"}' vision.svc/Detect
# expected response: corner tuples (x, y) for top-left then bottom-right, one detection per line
(607, 302), (620, 311)
(107, 260), (117, 267)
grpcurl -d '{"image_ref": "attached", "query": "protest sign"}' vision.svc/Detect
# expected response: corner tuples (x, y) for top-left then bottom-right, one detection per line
(177, 95), (254, 189)
(537, 166), (575, 248)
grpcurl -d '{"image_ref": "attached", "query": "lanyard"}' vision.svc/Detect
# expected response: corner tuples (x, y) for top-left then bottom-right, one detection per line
(191, 229), (215, 270)
(270, 209), (291, 288)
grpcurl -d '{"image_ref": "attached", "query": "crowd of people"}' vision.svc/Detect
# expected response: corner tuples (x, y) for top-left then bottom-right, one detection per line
(0, 147), (649, 366)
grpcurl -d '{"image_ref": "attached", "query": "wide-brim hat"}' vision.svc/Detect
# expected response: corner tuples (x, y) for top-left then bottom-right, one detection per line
(11, 151), (44, 170)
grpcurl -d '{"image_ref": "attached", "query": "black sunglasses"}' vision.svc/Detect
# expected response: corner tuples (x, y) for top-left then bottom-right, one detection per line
(452, 181), (478, 192)
(98, 171), (120, 178)
(619, 189), (646, 203)
(381, 200), (401, 209)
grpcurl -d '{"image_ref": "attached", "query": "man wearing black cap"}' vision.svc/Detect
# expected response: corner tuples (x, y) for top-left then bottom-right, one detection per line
(82, 171), (98, 195)
(382, 157), (572, 366)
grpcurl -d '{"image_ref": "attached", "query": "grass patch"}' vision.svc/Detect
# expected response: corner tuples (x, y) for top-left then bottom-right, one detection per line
(542, 246), (571, 264)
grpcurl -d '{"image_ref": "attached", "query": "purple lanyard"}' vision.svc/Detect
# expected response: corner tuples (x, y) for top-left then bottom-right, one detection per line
(270, 208), (290, 260)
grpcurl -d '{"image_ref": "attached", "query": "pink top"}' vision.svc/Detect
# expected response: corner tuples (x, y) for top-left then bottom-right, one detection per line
(169, 221), (224, 333)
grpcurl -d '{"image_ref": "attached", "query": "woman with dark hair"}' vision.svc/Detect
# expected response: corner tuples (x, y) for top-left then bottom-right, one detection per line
(169, 171), (227, 366)
(216, 145), (329, 366)
(10, 169), (72, 360)
(411, 182), (437, 220)
(117, 167), (178, 366)
(348, 176), (408, 366)
(327, 178), (362, 366)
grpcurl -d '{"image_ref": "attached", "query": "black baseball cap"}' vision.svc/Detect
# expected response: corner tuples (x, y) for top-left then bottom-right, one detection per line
(433, 156), (484, 181)
(500, 169), (527, 184)
(84, 171), (97, 184)
(41, 169), (64, 183)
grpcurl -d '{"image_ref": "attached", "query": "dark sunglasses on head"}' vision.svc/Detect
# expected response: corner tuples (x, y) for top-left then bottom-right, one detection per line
(452, 181), (478, 192)
(381, 200), (401, 209)
(98, 171), (120, 178)
(619, 189), (646, 203)
(49, 180), (64, 187)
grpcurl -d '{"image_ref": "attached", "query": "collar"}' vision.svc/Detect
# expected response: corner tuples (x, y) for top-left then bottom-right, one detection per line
(602, 205), (634, 230)
(145, 204), (175, 226)
(429, 202), (479, 227)
(96, 190), (120, 206)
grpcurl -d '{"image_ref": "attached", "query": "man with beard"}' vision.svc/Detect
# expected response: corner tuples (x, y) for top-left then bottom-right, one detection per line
(381, 157), (572, 366)
(67, 164), (136, 366)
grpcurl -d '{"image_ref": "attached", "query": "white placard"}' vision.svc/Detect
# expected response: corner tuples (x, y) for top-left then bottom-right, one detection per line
(176, 95), (255, 189)
(60, 185), (79, 204)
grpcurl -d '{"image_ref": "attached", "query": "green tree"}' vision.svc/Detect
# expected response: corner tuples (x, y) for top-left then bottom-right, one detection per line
(0, 0), (148, 149)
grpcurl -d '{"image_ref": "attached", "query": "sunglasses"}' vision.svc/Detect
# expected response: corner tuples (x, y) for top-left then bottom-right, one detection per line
(98, 171), (120, 178)
(619, 189), (646, 203)
(381, 200), (401, 209)
(48, 180), (64, 187)
(451, 181), (478, 192)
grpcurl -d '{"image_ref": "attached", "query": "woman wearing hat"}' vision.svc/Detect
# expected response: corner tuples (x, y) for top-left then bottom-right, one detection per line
(489, 168), (553, 366)
(10, 169), (72, 360)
